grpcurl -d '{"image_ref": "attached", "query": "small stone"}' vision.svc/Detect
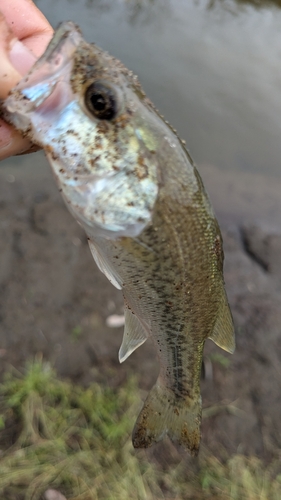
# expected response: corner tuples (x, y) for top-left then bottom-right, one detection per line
(106, 314), (125, 327)
(44, 489), (67, 500)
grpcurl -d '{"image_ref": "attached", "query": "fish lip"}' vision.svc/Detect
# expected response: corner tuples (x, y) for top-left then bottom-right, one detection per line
(21, 21), (83, 86)
(4, 22), (83, 116)
(39, 22), (83, 62)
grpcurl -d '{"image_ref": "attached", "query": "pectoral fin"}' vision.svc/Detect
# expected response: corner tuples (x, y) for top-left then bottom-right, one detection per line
(209, 293), (235, 353)
(88, 241), (122, 290)
(119, 306), (148, 363)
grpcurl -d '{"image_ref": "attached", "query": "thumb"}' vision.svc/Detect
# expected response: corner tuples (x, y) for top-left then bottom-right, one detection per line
(0, 11), (37, 99)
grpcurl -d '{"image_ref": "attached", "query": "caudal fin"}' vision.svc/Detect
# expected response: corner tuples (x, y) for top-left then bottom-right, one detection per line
(132, 381), (202, 455)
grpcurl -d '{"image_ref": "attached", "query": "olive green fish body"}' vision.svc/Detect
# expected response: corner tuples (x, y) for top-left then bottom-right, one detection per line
(0, 23), (235, 454)
(95, 141), (233, 451)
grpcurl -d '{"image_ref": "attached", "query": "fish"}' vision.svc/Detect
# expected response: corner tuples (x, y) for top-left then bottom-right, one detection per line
(0, 22), (235, 455)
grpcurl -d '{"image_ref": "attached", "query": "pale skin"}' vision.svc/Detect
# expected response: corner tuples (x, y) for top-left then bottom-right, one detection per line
(0, 0), (53, 160)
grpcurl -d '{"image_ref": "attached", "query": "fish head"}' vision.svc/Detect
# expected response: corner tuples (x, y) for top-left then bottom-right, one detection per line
(2, 22), (164, 239)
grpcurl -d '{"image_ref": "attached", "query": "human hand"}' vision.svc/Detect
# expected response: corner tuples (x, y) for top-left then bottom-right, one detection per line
(0, 0), (53, 160)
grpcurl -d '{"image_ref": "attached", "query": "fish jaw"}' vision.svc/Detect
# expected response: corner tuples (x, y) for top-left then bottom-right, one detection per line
(1, 22), (159, 239)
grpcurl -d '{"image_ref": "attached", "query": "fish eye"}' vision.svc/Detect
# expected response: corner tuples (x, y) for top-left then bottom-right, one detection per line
(85, 82), (117, 120)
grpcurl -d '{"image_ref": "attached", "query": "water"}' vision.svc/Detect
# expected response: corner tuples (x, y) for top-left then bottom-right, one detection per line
(4, 0), (281, 177)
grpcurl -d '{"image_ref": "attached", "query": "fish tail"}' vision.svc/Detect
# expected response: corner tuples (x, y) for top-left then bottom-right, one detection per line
(132, 381), (202, 455)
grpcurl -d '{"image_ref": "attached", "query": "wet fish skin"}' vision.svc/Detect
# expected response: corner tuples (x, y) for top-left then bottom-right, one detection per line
(0, 22), (235, 455)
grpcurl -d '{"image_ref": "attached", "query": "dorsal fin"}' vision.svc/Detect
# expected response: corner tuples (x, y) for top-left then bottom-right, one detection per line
(209, 293), (235, 353)
(119, 306), (148, 363)
(88, 240), (122, 290)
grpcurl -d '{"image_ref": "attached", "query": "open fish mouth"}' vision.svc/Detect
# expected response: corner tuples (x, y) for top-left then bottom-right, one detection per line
(3, 23), (83, 133)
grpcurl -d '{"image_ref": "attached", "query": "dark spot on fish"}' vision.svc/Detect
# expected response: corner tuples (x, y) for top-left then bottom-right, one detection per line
(89, 156), (101, 167)
(135, 159), (149, 180)
(214, 234), (223, 272)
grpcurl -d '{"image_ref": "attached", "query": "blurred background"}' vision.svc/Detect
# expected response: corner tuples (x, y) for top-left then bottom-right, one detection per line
(37, 0), (281, 177)
(1, 1), (281, 498)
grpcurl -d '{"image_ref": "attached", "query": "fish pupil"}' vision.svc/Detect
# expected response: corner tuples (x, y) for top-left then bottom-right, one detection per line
(85, 83), (117, 120)
(92, 94), (106, 111)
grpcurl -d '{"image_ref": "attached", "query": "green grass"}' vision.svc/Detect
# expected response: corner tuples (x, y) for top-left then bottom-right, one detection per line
(0, 359), (281, 500)
(0, 360), (161, 500)
(200, 455), (281, 500)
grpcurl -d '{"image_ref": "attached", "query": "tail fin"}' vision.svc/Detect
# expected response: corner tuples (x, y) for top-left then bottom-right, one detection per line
(132, 381), (202, 455)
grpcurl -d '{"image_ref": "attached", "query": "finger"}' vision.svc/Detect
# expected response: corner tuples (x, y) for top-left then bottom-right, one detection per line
(0, 11), (39, 95)
(0, 0), (53, 57)
(0, 5), (51, 158)
(0, 2), (53, 159)
(0, 13), (38, 158)
(0, 12), (22, 98)
(0, 119), (32, 160)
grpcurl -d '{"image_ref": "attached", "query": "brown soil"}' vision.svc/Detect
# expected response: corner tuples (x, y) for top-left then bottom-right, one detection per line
(0, 153), (281, 460)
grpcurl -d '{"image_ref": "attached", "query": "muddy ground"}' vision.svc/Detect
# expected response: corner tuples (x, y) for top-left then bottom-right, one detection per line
(0, 152), (281, 461)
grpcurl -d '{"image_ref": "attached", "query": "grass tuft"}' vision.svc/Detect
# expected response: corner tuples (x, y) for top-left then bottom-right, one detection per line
(0, 359), (161, 500)
(200, 454), (281, 500)
(0, 359), (281, 500)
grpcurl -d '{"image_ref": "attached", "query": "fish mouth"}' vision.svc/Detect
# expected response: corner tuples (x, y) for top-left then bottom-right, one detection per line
(3, 23), (83, 124)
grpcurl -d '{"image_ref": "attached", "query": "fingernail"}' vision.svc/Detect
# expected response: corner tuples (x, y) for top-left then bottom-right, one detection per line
(9, 39), (36, 75)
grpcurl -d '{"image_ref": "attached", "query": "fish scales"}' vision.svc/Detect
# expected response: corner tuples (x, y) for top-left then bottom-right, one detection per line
(0, 22), (235, 455)
(104, 171), (224, 396)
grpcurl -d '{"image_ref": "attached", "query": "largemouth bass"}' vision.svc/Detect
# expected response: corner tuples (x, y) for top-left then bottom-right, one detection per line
(1, 22), (235, 455)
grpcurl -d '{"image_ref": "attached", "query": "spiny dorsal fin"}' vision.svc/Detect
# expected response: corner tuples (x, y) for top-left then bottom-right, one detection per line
(119, 306), (148, 363)
(209, 293), (235, 353)
(88, 240), (122, 290)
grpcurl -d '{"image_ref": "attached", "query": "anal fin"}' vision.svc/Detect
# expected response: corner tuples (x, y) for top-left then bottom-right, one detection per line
(209, 293), (235, 353)
(119, 306), (148, 363)
(88, 240), (122, 290)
